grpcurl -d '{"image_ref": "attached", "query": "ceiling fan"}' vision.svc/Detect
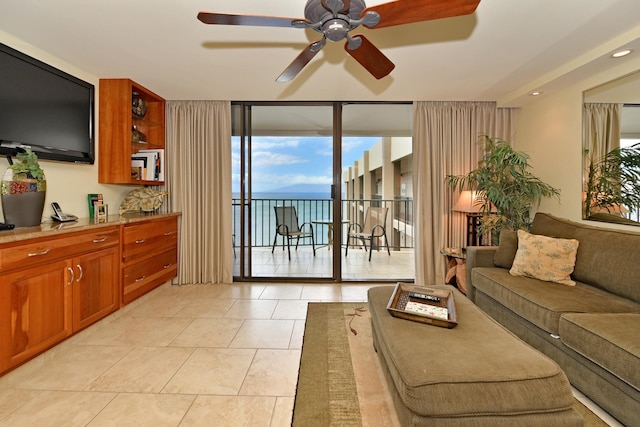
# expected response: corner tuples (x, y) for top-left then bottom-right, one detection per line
(198, 0), (480, 82)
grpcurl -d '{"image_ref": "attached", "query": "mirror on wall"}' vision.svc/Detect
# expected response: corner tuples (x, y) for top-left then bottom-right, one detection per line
(583, 70), (640, 226)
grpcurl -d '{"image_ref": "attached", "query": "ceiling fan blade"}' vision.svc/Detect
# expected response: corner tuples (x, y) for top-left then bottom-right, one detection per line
(276, 40), (325, 82)
(362, 0), (480, 29)
(344, 35), (395, 80)
(197, 11), (307, 28)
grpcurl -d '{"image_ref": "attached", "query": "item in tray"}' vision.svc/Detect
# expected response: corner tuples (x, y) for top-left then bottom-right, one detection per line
(405, 301), (449, 320)
(408, 291), (441, 303)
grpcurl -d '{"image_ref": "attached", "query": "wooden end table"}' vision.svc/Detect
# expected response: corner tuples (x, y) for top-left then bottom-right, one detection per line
(440, 247), (467, 295)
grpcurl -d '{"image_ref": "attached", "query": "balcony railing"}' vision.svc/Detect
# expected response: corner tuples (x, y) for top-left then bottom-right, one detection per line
(232, 197), (414, 249)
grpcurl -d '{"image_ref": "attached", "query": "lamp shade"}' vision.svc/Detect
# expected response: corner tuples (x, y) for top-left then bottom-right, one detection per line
(452, 191), (483, 213)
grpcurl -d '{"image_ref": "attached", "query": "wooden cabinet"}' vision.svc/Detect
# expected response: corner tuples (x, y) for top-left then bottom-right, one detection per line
(121, 216), (178, 305)
(72, 246), (119, 331)
(98, 78), (166, 184)
(0, 260), (72, 371)
(0, 226), (119, 374)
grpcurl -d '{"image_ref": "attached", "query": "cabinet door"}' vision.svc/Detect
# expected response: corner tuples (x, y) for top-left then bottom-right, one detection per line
(72, 246), (119, 331)
(0, 260), (72, 371)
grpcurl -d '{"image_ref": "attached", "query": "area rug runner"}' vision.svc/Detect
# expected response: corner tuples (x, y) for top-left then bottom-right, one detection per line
(293, 302), (608, 427)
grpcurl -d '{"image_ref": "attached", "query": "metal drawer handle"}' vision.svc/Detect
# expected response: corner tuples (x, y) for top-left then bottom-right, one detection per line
(76, 264), (83, 282)
(163, 231), (175, 236)
(28, 248), (51, 257)
(93, 237), (108, 243)
(135, 239), (146, 244)
(163, 263), (173, 269)
(135, 276), (146, 282)
(67, 267), (75, 285)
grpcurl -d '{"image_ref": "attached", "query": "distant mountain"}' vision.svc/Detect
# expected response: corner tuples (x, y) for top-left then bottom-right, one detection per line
(267, 184), (330, 194)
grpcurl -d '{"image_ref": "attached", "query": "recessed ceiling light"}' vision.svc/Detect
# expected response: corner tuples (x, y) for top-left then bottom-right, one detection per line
(612, 49), (632, 58)
(530, 91), (543, 96)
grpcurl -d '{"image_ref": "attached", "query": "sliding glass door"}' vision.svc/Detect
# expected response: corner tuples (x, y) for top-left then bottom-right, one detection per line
(233, 103), (336, 280)
(232, 102), (414, 282)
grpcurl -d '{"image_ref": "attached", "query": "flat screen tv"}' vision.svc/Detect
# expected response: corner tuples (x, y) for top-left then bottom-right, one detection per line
(0, 42), (94, 164)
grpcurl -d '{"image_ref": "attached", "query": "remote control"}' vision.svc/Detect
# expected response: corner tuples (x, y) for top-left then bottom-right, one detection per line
(0, 222), (15, 230)
(408, 292), (440, 303)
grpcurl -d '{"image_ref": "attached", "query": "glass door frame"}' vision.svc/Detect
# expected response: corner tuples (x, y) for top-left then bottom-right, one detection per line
(234, 101), (341, 281)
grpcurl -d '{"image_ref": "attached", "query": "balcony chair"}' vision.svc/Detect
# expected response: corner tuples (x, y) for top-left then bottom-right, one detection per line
(345, 206), (391, 261)
(271, 206), (316, 260)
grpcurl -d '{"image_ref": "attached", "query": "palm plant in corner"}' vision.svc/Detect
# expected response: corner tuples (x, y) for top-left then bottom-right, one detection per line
(446, 135), (560, 244)
(583, 142), (640, 220)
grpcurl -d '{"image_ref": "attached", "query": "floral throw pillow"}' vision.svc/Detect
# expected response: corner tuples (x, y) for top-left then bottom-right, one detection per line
(509, 230), (579, 286)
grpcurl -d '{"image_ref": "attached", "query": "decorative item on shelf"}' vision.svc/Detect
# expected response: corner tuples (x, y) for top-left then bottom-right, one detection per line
(94, 203), (108, 223)
(119, 187), (168, 215)
(447, 135), (560, 245)
(132, 92), (147, 118)
(1, 147), (46, 227)
(131, 125), (147, 144)
(87, 193), (104, 218)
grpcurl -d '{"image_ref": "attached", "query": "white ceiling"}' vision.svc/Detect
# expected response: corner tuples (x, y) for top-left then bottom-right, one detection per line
(2, 0), (640, 105)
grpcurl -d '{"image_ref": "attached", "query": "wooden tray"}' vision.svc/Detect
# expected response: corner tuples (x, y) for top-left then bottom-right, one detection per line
(386, 283), (458, 328)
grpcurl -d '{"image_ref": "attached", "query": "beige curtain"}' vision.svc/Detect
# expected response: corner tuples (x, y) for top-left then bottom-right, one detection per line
(583, 103), (621, 161)
(165, 100), (233, 284)
(413, 101), (517, 285)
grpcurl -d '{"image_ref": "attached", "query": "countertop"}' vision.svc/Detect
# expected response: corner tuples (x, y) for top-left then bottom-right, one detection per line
(0, 212), (181, 245)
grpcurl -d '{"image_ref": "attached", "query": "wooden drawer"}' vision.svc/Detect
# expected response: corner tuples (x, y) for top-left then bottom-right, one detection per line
(0, 227), (119, 272)
(122, 248), (177, 304)
(122, 217), (177, 263)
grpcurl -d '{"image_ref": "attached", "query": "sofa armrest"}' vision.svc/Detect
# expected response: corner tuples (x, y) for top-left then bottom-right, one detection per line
(465, 246), (498, 302)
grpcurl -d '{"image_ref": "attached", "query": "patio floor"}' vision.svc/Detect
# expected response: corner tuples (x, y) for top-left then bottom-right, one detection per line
(233, 246), (415, 281)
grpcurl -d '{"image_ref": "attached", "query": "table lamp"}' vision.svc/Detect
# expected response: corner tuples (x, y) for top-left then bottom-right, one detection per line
(452, 190), (483, 246)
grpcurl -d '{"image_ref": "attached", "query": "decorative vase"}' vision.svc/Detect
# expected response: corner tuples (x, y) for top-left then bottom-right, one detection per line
(1, 168), (46, 227)
(132, 92), (147, 118)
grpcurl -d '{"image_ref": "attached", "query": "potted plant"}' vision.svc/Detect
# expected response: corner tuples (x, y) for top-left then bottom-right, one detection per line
(583, 142), (640, 221)
(446, 135), (560, 243)
(1, 147), (47, 227)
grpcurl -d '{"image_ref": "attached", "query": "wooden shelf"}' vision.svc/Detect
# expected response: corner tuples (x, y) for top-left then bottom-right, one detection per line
(98, 79), (166, 184)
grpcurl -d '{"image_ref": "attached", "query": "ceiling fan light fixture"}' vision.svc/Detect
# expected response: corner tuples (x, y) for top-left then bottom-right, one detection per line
(323, 18), (350, 41)
(611, 49), (632, 58)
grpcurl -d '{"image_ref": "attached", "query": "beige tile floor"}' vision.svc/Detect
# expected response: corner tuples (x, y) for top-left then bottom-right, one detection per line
(0, 282), (383, 426)
(0, 282), (621, 426)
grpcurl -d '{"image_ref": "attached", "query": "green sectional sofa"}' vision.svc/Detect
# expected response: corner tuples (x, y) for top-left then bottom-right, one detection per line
(466, 212), (640, 426)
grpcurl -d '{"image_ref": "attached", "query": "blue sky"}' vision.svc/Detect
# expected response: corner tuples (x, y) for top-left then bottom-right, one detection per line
(232, 136), (381, 193)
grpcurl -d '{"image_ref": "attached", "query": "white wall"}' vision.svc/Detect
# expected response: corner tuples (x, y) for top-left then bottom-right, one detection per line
(516, 55), (640, 229)
(0, 31), (133, 223)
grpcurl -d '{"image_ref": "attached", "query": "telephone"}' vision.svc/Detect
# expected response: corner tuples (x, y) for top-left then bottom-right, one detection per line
(51, 202), (78, 222)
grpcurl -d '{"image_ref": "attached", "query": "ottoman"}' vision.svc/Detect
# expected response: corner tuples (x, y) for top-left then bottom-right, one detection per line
(368, 285), (583, 426)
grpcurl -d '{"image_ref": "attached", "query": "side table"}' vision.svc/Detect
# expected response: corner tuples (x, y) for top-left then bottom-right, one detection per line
(440, 247), (467, 295)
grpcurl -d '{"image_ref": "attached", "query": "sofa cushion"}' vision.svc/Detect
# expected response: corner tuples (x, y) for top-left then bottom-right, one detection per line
(472, 267), (640, 334)
(530, 213), (640, 303)
(494, 229), (518, 268)
(559, 313), (640, 391)
(509, 230), (579, 286)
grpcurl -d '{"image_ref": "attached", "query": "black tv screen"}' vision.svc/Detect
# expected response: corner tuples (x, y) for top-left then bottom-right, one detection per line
(0, 42), (94, 164)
